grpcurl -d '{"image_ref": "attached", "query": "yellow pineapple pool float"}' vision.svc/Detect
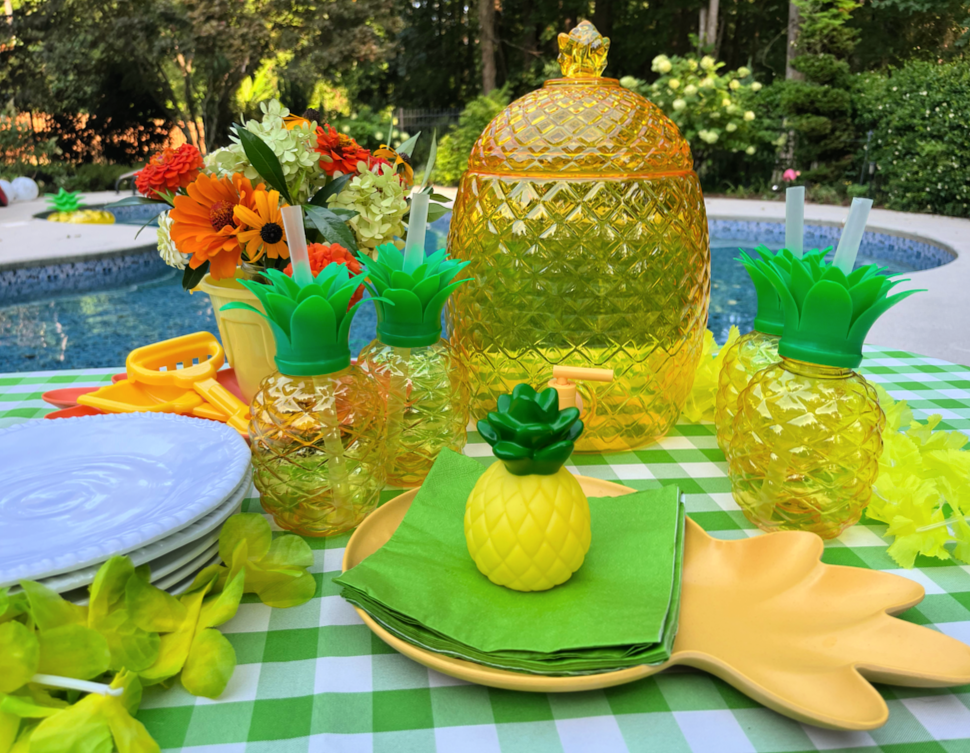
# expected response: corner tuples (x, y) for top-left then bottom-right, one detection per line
(726, 247), (920, 539)
(465, 383), (590, 592)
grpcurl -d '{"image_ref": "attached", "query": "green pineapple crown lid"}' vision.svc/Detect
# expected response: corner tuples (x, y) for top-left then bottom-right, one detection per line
(47, 188), (81, 213)
(221, 263), (370, 376)
(739, 246), (829, 336)
(478, 384), (584, 476)
(755, 256), (922, 369)
(361, 242), (471, 348)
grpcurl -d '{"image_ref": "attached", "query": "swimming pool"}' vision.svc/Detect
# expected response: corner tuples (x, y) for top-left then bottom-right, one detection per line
(0, 216), (953, 372)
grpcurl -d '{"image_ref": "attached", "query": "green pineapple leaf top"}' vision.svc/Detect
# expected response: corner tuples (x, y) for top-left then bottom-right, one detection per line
(477, 384), (583, 476)
(46, 188), (81, 213)
(756, 256), (922, 369)
(361, 242), (471, 347)
(221, 263), (378, 376)
(739, 246), (830, 336)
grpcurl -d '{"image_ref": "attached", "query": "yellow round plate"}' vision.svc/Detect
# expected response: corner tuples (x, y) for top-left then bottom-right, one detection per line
(342, 476), (970, 730)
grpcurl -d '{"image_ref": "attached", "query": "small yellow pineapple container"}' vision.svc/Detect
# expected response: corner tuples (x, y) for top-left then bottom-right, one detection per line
(447, 21), (710, 453)
(223, 209), (386, 537)
(726, 246), (920, 539)
(464, 368), (611, 592)
(357, 193), (472, 487)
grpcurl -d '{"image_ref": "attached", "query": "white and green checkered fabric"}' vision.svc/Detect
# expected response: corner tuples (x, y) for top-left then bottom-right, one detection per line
(3, 343), (970, 752)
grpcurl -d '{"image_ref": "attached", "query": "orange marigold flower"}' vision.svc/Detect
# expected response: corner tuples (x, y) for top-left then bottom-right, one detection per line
(315, 124), (370, 177)
(169, 172), (258, 280)
(284, 243), (364, 309)
(233, 189), (290, 264)
(136, 144), (205, 200)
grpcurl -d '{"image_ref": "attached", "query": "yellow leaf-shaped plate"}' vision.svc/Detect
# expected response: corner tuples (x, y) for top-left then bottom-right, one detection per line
(342, 476), (970, 730)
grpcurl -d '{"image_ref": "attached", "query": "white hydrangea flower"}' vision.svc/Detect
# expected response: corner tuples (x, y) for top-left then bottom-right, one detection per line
(156, 211), (187, 270)
(745, 146), (757, 155)
(700, 56), (716, 71)
(619, 75), (639, 89)
(751, 82), (763, 92)
(737, 66), (751, 78)
(668, 79), (681, 90)
(206, 99), (325, 204)
(726, 123), (738, 132)
(672, 99), (687, 112)
(652, 55), (673, 74)
(729, 79), (741, 91)
(327, 161), (409, 255)
(683, 84), (698, 96)
(744, 111), (756, 122)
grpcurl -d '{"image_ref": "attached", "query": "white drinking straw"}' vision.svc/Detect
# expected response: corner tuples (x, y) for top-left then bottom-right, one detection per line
(832, 198), (873, 274)
(280, 205), (313, 287)
(403, 191), (430, 271)
(31, 673), (123, 697)
(785, 187), (805, 259)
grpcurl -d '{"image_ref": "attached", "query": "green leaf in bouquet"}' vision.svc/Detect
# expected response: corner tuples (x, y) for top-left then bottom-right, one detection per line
(396, 131), (421, 157)
(235, 127), (292, 204)
(429, 193), (451, 202)
(426, 202), (449, 223)
(37, 624), (110, 680)
(310, 173), (352, 206)
(179, 629), (236, 699)
(0, 621), (39, 693)
(421, 131), (437, 190)
(19, 580), (85, 631)
(0, 696), (61, 719)
(28, 696), (114, 753)
(125, 576), (187, 634)
(181, 261), (209, 291)
(305, 205), (358, 252)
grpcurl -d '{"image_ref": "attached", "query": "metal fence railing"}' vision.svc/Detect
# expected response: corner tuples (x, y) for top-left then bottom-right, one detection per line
(395, 108), (462, 137)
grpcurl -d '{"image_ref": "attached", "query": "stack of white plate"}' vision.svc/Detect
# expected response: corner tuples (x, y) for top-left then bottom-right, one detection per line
(0, 412), (251, 603)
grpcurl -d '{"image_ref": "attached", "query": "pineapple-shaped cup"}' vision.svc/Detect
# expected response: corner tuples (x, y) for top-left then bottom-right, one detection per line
(714, 247), (827, 454)
(223, 264), (387, 536)
(465, 384), (590, 591)
(358, 242), (472, 487)
(726, 257), (920, 538)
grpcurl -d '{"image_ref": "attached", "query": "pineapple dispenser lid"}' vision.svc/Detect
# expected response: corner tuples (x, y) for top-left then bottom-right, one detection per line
(467, 20), (693, 178)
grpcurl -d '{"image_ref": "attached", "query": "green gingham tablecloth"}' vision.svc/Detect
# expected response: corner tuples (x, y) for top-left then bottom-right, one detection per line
(4, 344), (970, 753)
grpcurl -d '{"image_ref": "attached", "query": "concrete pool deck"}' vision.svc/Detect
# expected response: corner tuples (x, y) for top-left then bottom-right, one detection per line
(1, 190), (968, 365)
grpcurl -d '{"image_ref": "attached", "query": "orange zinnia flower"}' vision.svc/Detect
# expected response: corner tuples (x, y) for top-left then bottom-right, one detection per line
(169, 173), (258, 280)
(284, 243), (363, 309)
(136, 144), (205, 200)
(233, 189), (290, 264)
(315, 124), (370, 177)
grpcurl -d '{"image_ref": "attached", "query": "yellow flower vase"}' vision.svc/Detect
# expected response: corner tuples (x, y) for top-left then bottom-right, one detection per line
(198, 273), (277, 402)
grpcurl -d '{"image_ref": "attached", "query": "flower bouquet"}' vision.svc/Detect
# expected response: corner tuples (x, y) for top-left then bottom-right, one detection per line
(113, 100), (447, 399)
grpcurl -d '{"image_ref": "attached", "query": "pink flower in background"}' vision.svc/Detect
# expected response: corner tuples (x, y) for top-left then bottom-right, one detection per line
(782, 169), (801, 182)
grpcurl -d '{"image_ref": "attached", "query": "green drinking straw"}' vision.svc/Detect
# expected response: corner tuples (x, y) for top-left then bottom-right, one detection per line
(785, 186), (805, 259)
(280, 205), (313, 287)
(832, 198), (873, 274)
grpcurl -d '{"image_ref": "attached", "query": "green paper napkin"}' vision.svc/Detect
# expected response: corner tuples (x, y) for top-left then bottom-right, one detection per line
(336, 450), (685, 675)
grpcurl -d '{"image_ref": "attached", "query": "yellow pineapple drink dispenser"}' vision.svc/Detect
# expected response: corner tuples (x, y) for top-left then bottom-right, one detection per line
(726, 207), (920, 538)
(223, 209), (386, 537)
(448, 21), (710, 452)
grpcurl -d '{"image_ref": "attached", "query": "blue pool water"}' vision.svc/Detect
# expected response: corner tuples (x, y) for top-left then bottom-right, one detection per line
(0, 216), (949, 373)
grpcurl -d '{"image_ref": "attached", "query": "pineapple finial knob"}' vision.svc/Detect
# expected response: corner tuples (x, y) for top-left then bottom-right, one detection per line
(557, 21), (610, 78)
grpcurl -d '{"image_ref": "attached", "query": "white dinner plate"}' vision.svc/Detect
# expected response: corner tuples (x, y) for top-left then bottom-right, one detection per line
(21, 470), (251, 593)
(0, 413), (250, 585)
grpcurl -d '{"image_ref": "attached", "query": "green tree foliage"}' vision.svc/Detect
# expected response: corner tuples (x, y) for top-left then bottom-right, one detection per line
(857, 60), (970, 216)
(435, 88), (511, 185)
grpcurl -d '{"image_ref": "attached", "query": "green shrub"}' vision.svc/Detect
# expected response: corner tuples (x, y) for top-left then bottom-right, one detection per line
(858, 60), (970, 216)
(435, 88), (511, 186)
(0, 109), (61, 179)
(329, 106), (406, 152)
(55, 163), (139, 193)
(621, 55), (768, 174)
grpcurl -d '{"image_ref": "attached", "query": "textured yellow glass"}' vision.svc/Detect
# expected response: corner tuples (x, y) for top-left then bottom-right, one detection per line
(725, 358), (885, 539)
(714, 330), (781, 454)
(249, 369), (386, 536)
(447, 23), (710, 452)
(357, 339), (469, 487)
